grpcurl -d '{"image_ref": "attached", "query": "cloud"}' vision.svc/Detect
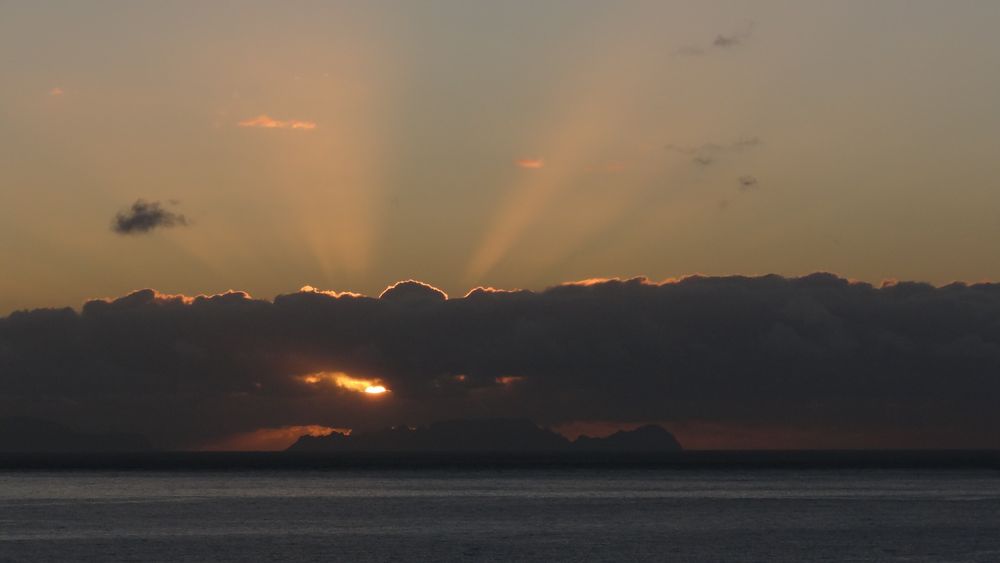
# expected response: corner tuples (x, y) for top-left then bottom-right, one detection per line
(111, 200), (188, 235)
(515, 158), (545, 169)
(238, 114), (317, 130)
(379, 280), (449, 303)
(738, 175), (759, 190)
(666, 136), (762, 166)
(2, 274), (1000, 449)
(676, 22), (754, 56)
(713, 34), (741, 48)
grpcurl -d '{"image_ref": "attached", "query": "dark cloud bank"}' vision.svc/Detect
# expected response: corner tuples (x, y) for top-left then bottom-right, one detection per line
(2, 275), (999, 449)
(112, 200), (187, 235)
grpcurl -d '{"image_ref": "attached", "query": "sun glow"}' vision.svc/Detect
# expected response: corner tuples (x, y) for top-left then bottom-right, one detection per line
(237, 114), (317, 130)
(465, 34), (660, 283)
(298, 371), (390, 395)
(515, 158), (545, 169)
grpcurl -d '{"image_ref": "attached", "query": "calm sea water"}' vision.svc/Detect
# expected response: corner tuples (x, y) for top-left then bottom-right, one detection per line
(0, 468), (998, 562)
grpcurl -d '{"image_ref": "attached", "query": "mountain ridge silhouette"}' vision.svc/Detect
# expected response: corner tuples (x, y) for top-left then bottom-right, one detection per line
(287, 419), (682, 453)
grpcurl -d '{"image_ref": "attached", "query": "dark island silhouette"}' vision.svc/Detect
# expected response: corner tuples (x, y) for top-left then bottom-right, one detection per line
(2, 417), (999, 470)
(287, 419), (683, 453)
(0, 417), (151, 453)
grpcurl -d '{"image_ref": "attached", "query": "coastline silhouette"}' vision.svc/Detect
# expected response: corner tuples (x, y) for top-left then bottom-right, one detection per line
(287, 419), (683, 453)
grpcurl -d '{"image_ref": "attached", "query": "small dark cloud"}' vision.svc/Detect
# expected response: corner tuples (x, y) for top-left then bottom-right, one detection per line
(738, 175), (759, 190)
(666, 137), (762, 166)
(676, 22), (754, 56)
(112, 200), (188, 235)
(715, 22), (754, 49)
(713, 34), (741, 48)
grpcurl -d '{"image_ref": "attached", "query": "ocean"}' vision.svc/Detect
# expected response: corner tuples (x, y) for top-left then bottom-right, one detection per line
(1, 468), (998, 561)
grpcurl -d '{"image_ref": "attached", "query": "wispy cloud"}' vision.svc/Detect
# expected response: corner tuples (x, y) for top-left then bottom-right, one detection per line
(676, 22), (755, 56)
(713, 33), (743, 48)
(738, 175), (759, 191)
(515, 158), (545, 169)
(238, 114), (317, 130)
(666, 136), (762, 166)
(112, 200), (188, 235)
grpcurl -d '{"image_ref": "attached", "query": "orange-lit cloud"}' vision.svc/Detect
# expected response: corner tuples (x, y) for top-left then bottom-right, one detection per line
(49, 87), (64, 96)
(515, 158), (545, 169)
(379, 280), (448, 301)
(299, 285), (364, 298)
(201, 425), (349, 451)
(238, 114), (317, 130)
(299, 371), (389, 395)
(559, 276), (656, 288)
(559, 275), (696, 288)
(463, 286), (523, 298)
(84, 288), (253, 308)
(559, 277), (630, 287)
(495, 375), (525, 385)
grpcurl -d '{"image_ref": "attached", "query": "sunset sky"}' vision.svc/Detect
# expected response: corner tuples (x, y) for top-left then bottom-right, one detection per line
(3, 2), (1000, 450)
(3, 1), (999, 314)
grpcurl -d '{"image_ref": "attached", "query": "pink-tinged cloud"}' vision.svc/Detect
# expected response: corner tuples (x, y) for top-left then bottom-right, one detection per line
(515, 158), (544, 169)
(238, 114), (317, 130)
(49, 87), (64, 96)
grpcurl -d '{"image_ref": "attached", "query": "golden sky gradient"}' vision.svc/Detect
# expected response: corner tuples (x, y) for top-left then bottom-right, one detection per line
(2, 1), (1000, 313)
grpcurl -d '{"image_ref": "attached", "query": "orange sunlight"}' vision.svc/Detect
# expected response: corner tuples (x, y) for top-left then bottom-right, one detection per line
(496, 375), (525, 385)
(515, 158), (545, 169)
(299, 371), (390, 395)
(237, 114), (318, 130)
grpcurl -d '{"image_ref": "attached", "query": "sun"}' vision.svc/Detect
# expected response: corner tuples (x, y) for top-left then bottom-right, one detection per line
(298, 372), (390, 395)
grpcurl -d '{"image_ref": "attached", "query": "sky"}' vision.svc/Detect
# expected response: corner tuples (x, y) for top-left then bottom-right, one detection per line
(2, 1), (1000, 450)
(3, 1), (1000, 314)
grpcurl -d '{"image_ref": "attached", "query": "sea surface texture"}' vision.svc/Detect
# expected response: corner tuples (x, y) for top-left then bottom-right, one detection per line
(0, 468), (998, 562)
